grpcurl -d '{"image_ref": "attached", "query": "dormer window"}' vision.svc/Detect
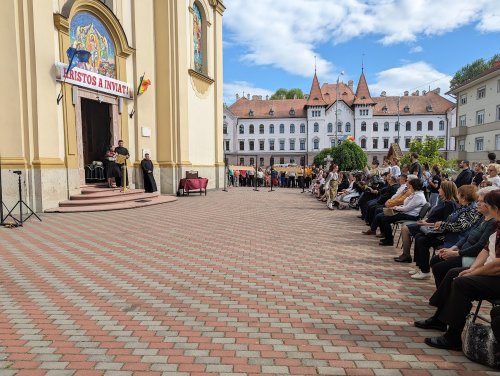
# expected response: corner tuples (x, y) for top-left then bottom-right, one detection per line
(404, 105), (410, 113)
(289, 108), (295, 116)
(382, 105), (388, 113)
(426, 104), (433, 112)
(249, 109), (254, 117)
(269, 108), (274, 116)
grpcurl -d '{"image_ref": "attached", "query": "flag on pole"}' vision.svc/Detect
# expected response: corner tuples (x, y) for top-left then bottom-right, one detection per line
(66, 47), (91, 74)
(136, 73), (151, 95)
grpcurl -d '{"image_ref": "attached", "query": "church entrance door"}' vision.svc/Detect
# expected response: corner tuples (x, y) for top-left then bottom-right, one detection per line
(81, 98), (112, 182)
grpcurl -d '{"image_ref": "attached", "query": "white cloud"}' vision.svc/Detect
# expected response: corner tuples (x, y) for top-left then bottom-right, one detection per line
(224, 0), (496, 77)
(223, 81), (274, 105)
(409, 46), (423, 54)
(369, 62), (452, 97)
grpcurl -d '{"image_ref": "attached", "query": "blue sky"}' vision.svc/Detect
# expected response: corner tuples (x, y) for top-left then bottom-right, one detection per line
(222, 0), (500, 104)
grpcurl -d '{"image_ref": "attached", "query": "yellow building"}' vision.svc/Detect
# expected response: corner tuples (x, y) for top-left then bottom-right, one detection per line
(1, 0), (225, 212)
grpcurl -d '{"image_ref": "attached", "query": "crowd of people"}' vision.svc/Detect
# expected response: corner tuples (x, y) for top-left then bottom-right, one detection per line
(306, 151), (500, 361)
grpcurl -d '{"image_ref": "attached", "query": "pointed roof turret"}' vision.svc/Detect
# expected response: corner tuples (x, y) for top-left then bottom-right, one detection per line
(354, 71), (375, 105)
(306, 72), (327, 106)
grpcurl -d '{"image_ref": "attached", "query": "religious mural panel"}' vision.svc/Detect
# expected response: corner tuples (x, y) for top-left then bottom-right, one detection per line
(70, 12), (116, 78)
(193, 4), (203, 73)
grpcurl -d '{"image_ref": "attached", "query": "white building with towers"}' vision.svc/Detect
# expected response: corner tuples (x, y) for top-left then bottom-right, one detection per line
(223, 69), (456, 167)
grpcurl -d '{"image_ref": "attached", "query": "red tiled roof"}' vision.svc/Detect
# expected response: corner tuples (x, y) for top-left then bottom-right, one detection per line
(354, 71), (375, 105)
(321, 82), (356, 108)
(228, 97), (307, 119)
(373, 92), (454, 116)
(306, 73), (327, 106)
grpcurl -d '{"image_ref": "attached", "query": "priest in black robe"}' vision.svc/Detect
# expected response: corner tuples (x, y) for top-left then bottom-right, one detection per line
(140, 153), (157, 193)
(114, 139), (129, 187)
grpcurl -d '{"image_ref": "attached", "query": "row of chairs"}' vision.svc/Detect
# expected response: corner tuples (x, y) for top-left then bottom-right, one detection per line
(85, 161), (105, 181)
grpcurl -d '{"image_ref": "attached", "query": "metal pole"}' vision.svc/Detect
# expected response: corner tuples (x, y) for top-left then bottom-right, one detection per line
(18, 174), (23, 226)
(253, 155), (259, 191)
(397, 96), (400, 144)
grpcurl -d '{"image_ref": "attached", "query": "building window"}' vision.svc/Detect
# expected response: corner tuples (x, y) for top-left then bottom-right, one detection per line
(372, 138), (378, 149)
(439, 120), (445, 131)
(428, 121), (433, 131)
(280, 124), (285, 133)
(300, 123), (305, 133)
(259, 157), (264, 167)
(331, 139), (335, 148)
(290, 124), (295, 133)
(249, 157), (254, 166)
(360, 109), (369, 116)
(405, 138), (411, 149)
(475, 137), (484, 151)
(249, 140), (254, 151)
(345, 122), (351, 133)
(460, 94), (467, 105)
(372, 122), (378, 132)
(239, 124), (244, 134)
(498, 79), (500, 93)
(223, 125), (227, 134)
(192, 3), (204, 73)
(337, 122), (342, 133)
(395, 121), (400, 131)
(269, 124), (274, 134)
(496, 134), (500, 150)
(259, 124), (264, 134)
(249, 124), (254, 134)
(290, 158), (295, 164)
(224, 140), (229, 151)
(313, 139), (319, 150)
(458, 139), (465, 151)
(497, 105), (500, 121)
(406, 121), (411, 131)
(290, 139), (295, 150)
(259, 140), (264, 151)
(269, 140), (275, 151)
(459, 115), (466, 127)
(239, 157), (244, 165)
(327, 123), (333, 133)
(280, 157), (285, 164)
(394, 137), (399, 144)
(438, 137), (445, 148)
(239, 140), (244, 151)
(384, 122), (389, 131)
(417, 121), (422, 131)
(383, 138), (389, 149)
(361, 121), (366, 131)
(314, 122), (319, 132)
(279, 140), (285, 150)
(477, 86), (486, 99)
(476, 110), (485, 125)
(360, 138), (366, 149)
(300, 139), (305, 150)
(404, 105), (410, 113)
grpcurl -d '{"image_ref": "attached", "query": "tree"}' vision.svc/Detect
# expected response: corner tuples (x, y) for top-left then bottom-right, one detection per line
(400, 136), (456, 170)
(331, 140), (368, 171)
(450, 54), (500, 90)
(270, 88), (304, 100)
(312, 140), (367, 171)
(270, 88), (288, 100)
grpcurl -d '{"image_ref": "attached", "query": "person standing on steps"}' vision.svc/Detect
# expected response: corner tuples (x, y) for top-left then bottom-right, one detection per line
(114, 140), (130, 188)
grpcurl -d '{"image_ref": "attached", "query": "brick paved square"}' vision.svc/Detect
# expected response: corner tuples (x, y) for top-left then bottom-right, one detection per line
(0, 189), (494, 375)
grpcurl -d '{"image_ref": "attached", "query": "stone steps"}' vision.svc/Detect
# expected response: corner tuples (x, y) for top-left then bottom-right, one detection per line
(45, 185), (177, 213)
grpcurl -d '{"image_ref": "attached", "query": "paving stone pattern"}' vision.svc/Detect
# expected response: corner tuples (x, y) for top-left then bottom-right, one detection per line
(0, 188), (496, 375)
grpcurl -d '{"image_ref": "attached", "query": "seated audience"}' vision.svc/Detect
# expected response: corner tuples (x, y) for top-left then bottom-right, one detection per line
(430, 186), (498, 287)
(410, 185), (482, 280)
(394, 180), (459, 263)
(414, 189), (500, 351)
(472, 163), (485, 186)
(482, 164), (500, 188)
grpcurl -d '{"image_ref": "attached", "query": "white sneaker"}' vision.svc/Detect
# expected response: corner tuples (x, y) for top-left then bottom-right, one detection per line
(408, 268), (419, 275)
(411, 271), (431, 280)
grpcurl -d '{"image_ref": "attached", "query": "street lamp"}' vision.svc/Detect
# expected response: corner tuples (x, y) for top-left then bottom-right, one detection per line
(396, 96), (401, 145)
(335, 71), (344, 147)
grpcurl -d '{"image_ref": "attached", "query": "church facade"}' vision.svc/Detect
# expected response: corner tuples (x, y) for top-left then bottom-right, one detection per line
(224, 71), (456, 167)
(1, 0), (225, 212)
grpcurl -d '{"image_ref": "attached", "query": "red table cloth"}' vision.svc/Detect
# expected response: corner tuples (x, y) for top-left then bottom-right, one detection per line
(178, 178), (208, 195)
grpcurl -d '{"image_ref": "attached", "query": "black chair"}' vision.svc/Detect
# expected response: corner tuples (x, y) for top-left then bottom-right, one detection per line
(473, 299), (500, 323)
